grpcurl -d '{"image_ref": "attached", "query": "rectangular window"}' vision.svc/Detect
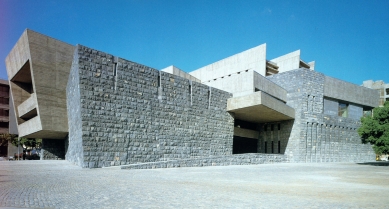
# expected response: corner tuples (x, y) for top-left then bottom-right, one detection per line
(271, 141), (274, 153)
(271, 124), (274, 131)
(338, 102), (348, 117)
(264, 142), (267, 153)
(278, 141), (281, 153)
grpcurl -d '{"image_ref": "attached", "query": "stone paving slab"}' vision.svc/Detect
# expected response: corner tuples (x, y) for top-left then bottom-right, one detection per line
(0, 161), (388, 208)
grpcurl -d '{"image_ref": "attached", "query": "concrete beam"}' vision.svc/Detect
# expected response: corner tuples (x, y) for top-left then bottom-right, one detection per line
(227, 91), (295, 123)
(234, 127), (259, 139)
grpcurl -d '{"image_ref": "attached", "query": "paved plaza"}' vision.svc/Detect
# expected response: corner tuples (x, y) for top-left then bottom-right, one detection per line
(0, 161), (388, 208)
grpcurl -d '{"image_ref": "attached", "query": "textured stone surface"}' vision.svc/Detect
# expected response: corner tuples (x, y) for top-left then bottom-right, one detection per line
(1, 161), (388, 209)
(121, 153), (287, 169)
(66, 45), (234, 168)
(41, 139), (65, 160)
(267, 68), (375, 163)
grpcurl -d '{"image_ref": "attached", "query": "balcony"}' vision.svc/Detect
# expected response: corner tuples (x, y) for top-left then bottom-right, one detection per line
(0, 116), (9, 122)
(18, 93), (38, 121)
(0, 103), (9, 110)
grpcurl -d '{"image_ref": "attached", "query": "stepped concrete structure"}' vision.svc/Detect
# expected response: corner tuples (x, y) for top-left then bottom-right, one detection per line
(5, 29), (379, 168)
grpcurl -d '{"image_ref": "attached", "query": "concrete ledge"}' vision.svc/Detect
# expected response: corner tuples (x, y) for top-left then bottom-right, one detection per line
(17, 93), (37, 119)
(234, 127), (259, 139)
(227, 91), (295, 123)
(254, 72), (287, 102)
(18, 116), (42, 137)
(121, 153), (288, 170)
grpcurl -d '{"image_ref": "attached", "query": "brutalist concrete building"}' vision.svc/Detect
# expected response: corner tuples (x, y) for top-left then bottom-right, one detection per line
(5, 29), (378, 168)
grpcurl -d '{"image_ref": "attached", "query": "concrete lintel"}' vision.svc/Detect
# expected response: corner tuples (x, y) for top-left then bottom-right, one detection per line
(234, 127), (259, 139)
(227, 91), (295, 123)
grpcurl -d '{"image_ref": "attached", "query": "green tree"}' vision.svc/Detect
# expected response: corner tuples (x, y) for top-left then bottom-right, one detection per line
(0, 134), (41, 150)
(358, 101), (389, 155)
(0, 133), (18, 147)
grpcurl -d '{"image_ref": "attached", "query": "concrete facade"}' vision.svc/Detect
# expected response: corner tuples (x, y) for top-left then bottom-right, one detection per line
(0, 79), (20, 157)
(362, 80), (389, 107)
(5, 29), (74, 159)
(5, 29), (379, 168)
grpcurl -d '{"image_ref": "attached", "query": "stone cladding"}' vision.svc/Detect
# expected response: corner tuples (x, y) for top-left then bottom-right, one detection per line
(121, 153), (287, 169)
(41, 139), (65, 160)
(267, 69), (375, 163)
(66, 45), (234, 168)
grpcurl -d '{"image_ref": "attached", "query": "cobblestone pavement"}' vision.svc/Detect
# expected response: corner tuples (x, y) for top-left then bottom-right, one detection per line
(0, 161), (388, 209)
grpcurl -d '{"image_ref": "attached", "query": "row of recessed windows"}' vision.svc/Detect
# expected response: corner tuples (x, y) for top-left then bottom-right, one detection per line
(264, 141), (281, 154)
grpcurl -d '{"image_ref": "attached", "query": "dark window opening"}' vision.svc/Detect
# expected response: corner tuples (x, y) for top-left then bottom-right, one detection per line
(271, 141), (274, 153)
(278, 124), (281, 130)
(278, 141), (281, 153)
(11, 60), (34, 94)
(157, 75), (161, 87)
(0, 122), (8, 128)
(233, 136), (258, 154)
(264, 141), (267, 153)
(234, 119), (257, 130)
(264, 125), (267, 131)
(271, 124), (274, 131)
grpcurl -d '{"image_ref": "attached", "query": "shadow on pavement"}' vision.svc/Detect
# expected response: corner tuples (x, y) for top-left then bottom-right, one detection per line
(357, 161), (389, 166)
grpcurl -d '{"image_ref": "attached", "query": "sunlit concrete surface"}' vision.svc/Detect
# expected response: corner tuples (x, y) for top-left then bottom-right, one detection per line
(0, 161), (388, 208)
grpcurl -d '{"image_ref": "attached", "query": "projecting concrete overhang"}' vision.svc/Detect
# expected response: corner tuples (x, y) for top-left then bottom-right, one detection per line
(227, 91), (295, 123)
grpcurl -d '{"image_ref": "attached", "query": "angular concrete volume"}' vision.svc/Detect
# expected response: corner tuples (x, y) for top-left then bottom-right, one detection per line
(5, 29), (74, 160)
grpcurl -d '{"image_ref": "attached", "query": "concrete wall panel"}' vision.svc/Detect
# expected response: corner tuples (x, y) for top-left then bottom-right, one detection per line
(324, 76), (379, 108)
(190, 44), (267, 81)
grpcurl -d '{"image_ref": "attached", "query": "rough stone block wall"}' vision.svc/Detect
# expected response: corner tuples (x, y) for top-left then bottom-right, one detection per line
(268, 68), (375, 163)
(67, 45), (233, 168)
(41, 139), (65, 160)
(66, 49), (84, 166)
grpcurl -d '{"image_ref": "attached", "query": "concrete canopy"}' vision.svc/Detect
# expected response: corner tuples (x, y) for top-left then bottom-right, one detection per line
(227, 91), (295, 123)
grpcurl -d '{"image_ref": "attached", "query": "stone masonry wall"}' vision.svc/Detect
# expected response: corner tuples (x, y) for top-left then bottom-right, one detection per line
(67, 45), (234, 168)
(41, 139), (65, 160)
(268, 69), (375, 163)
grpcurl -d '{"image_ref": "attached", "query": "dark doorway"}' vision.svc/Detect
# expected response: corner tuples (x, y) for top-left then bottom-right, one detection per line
(233, 136), (258, 154)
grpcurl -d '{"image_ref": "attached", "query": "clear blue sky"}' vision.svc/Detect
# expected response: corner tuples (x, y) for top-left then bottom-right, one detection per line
(1, 0), (388, 85)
